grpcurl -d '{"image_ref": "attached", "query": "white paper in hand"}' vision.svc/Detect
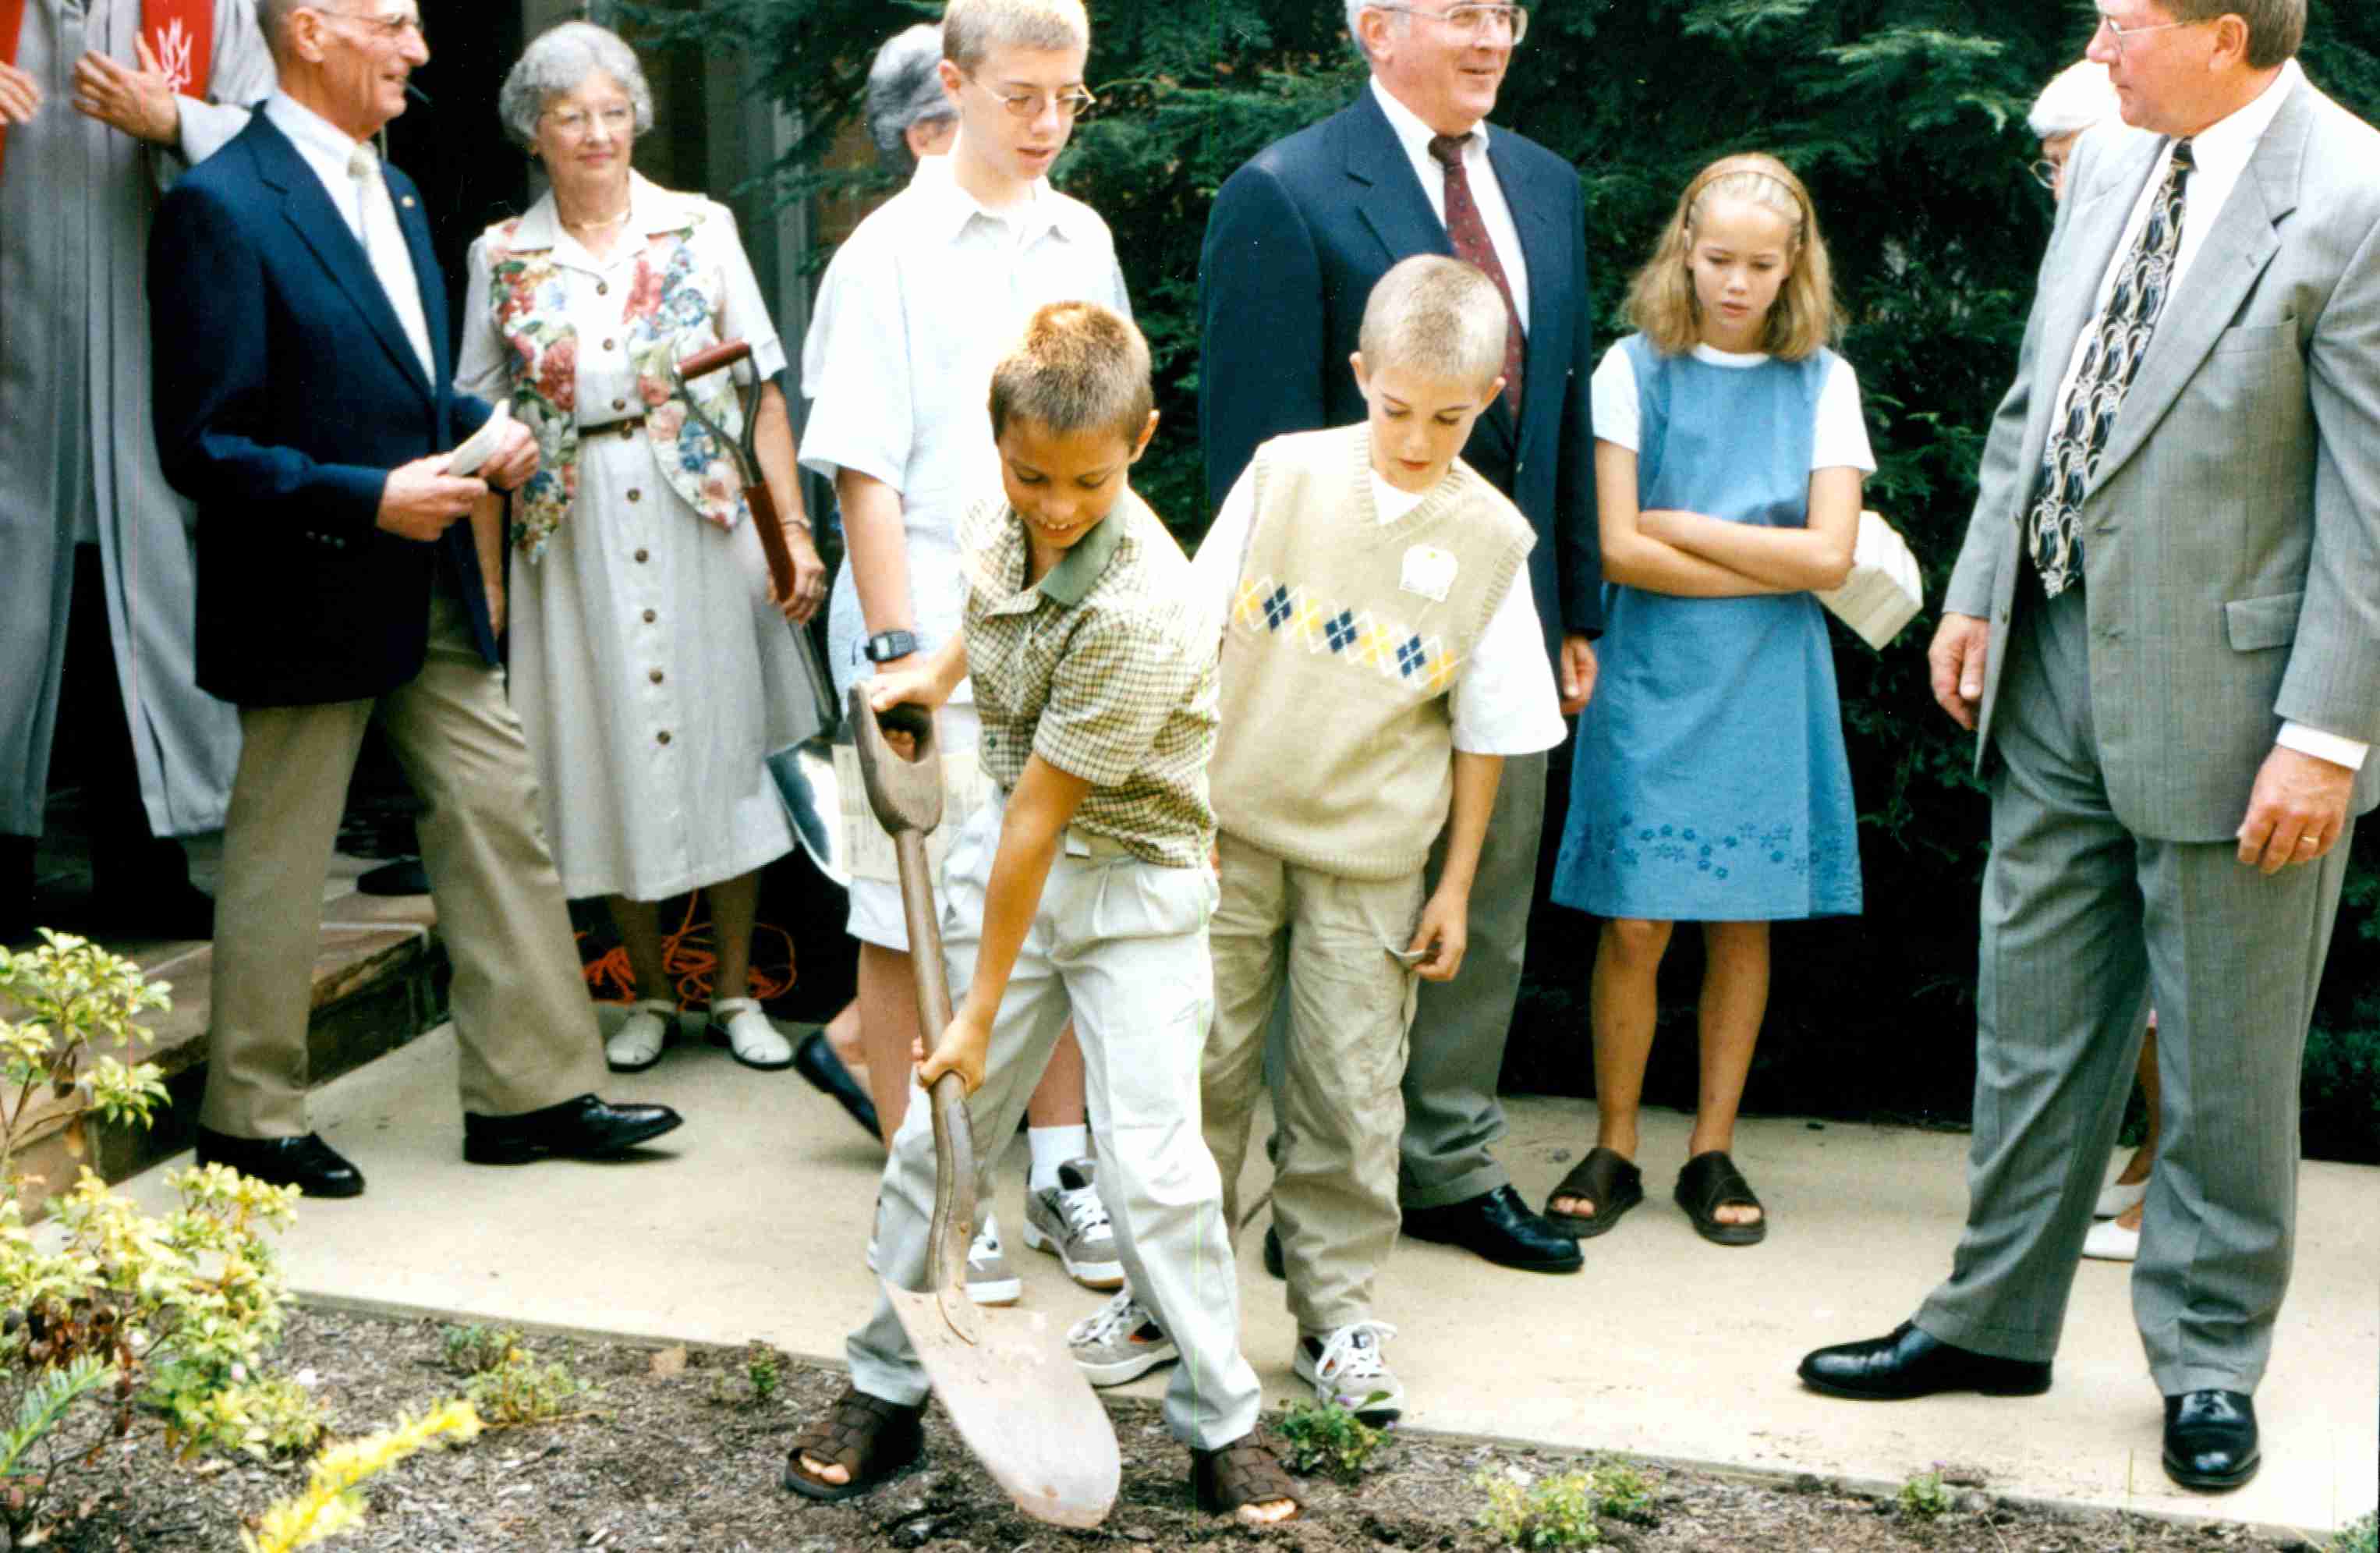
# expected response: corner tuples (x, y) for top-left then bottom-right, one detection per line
(1816, 510), (1925, 651)
(444, 401), (515, 477)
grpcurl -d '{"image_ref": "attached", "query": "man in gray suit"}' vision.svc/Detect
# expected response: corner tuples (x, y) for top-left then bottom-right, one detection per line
(1799, 0), (2378, 1494)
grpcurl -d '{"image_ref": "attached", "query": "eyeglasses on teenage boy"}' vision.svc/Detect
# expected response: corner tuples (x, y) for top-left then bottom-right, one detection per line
(965, 76), (1097, 121)
(1365, 3), (1530, 45)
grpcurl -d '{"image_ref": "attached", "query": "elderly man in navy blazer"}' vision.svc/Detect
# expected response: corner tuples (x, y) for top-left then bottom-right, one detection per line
(1199, 0), (1600, 1275)
(149, 0), (680, 1197)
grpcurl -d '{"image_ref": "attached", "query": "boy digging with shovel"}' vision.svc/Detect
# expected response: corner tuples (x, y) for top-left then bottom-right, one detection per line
(782, 303), (1299, 1526)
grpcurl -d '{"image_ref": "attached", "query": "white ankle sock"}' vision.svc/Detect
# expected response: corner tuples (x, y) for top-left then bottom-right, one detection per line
(1028, 1124), (1088, 1192)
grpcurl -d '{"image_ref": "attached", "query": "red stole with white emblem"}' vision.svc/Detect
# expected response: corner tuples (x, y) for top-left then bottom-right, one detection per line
(0, 0), (214, 180)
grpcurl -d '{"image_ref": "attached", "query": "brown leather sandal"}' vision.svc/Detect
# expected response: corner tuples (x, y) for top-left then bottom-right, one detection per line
(1542, 1146), (1644, 1238)
(1675, 1150), (1767, 1246)
(781, 1384), (926, 1502)
(1191, 1434), (1302, 1522)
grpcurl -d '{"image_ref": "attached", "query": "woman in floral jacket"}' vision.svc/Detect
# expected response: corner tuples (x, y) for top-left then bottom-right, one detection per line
(457, 22), (826, 1075)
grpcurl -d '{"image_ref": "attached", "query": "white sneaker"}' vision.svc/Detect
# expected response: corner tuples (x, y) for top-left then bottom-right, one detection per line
(1067, 1290), (1177, 1386)
(605, 998), (678, 1073)
(1022, 1159), (1124, 1290)
(1294, 1321), (1403, 1424)
(2082, 1217), (2140, 1262)
(966, 1213), (1022, 1306)
(708, 997), (795, 1071)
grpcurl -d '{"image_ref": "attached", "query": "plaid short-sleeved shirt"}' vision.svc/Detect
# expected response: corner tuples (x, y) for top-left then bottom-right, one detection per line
(960, 491), (1219, 869)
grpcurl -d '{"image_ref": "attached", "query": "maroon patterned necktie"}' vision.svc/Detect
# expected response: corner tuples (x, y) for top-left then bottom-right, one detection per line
(1428, 133), (1524, 420)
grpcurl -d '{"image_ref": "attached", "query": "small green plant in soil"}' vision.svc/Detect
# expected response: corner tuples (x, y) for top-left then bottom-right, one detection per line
(746, 1342), (781, 1406)
(1475, 1459), (1658, 1548)
(1276, 1396), (1389, 1484)
(2333, 1511), (2378, 1553)
(441, 1323), (523, 1377)
(1899, 1466), (1955, 1522)
(466, 1345), (592, 1427)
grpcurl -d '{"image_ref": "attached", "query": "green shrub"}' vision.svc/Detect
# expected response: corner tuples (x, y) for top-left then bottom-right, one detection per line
(0, 933), (307, 1535)
(1276, 1396), (1388, 1484)
(2332, 1510), (2378, 1553)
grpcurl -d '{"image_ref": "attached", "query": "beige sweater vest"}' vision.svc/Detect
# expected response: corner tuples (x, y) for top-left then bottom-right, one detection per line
(1213, 425), (1534, 880)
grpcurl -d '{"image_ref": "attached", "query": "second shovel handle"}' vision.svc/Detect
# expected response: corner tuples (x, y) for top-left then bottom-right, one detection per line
(676, 339), (752, 383)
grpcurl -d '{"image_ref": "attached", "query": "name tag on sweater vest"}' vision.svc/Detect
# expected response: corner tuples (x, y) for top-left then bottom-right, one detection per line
(1400, 544), (1457, 604)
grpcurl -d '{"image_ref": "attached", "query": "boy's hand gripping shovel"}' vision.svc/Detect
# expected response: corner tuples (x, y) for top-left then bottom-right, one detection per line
(846, 687), (1121, 1530)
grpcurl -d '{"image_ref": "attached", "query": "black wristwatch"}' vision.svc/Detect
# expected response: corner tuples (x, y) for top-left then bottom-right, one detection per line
(863, 629), (920, 664)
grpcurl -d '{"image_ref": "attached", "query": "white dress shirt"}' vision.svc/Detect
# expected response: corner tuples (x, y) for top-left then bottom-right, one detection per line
(262, 92), (371, 239)
(1193, 463), (1566, 757)
(1369, 77), (1529, 335)
(2052, 61), (2362, 770)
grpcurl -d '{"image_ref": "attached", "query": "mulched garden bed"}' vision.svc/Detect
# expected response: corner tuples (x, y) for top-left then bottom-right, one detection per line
(51, 1307), (2335, 1552)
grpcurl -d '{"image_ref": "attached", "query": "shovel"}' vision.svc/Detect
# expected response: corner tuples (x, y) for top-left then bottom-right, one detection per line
(845, 686), (1121, 1530)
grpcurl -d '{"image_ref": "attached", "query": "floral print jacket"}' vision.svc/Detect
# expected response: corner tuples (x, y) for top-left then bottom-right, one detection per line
(480, 189), (749, 562)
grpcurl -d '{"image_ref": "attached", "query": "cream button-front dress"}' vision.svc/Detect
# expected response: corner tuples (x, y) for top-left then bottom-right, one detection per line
(458, 180), (820, 903)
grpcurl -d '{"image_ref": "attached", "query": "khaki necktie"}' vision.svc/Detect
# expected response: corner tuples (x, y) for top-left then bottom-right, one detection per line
(347, 141), (437, 384)
(2028, 137), (2195, 597)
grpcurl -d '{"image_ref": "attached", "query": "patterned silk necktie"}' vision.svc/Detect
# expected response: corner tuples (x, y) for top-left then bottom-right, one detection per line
(348, 142), (437, 385)
(1427, 133), (1524, 420)
(2028, 137), (2195, 597)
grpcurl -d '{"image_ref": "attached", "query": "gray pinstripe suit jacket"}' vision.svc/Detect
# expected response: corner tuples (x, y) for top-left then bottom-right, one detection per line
(1944, 77), (2380, 839)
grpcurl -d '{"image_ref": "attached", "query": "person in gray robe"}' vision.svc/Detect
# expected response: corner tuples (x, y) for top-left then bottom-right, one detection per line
(0, 0), (271, 940)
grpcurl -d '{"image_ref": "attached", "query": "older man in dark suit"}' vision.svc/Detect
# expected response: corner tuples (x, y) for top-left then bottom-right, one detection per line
(1199, 0), (1599, 1275)
(149, 0), (680, 1197)
(1801, 0), (2379, 1494)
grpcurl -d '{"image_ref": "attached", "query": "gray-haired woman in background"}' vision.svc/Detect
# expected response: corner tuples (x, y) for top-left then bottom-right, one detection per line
(866, 23), (957, 170)
(456, 21), (827, 1076)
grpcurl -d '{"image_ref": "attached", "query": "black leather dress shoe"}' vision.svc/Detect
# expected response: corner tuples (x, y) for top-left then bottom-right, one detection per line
(1797, 1321), (2052, 1400)
(2163, 1389), (2259, 1491)
(462, 1094), (683, 1165)
(792, 1031), (881, 1142)
(193, 1127), (365, 1198)
(1401, 1184), (1583, 1273)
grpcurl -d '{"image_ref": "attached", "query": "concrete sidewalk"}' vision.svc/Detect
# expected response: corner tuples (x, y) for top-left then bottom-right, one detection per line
(113, 1013), (2378, 1539)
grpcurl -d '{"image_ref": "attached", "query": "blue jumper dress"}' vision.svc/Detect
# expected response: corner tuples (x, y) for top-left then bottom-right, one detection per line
(1553, 334), (1863, 922)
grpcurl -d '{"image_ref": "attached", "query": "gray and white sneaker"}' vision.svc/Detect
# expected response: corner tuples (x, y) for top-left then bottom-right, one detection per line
(1294, 1321), (1403, 1424)
(966, 1212), (1022, 1306)
(1022, 1159), (1124, 1290)
(1066, 1289), (1178, 1386)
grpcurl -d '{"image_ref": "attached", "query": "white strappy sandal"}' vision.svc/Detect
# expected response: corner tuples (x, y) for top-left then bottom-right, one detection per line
(606, 998), (679, 1073)
(709, 996), (794, 1071)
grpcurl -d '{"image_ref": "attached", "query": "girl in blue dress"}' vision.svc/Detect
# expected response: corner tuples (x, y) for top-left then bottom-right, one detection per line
(1545, 154), (1873, 1248)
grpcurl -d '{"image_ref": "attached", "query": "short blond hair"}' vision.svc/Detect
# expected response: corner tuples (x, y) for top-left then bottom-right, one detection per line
(1626, 153), (1840, 361)
(942, 0), (1090, 73)
(989, 301), (1154, 445)
(1357, 255), (1510, 389)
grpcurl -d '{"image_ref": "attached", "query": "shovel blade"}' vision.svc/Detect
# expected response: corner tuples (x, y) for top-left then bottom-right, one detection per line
(884, 1282), (1120, 1529)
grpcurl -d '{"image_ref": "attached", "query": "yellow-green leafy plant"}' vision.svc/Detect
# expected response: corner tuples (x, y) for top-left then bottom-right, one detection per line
(0, 934), (306, 1538)
(1475, 1459), (1656, 1549)
(439, 1323), (522, 1377)
(1898, 1466), (1954, 1522)
(241, 1399), (481, 1552)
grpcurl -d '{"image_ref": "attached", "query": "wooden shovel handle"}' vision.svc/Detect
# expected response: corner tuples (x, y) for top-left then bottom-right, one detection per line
(675, 339), (751, 382)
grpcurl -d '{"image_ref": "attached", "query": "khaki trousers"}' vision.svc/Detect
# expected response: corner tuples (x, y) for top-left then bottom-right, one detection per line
(202, 585), (604, 1137)
(1206, 831), (1422, 1335)
(848, 795), (1260, 1448)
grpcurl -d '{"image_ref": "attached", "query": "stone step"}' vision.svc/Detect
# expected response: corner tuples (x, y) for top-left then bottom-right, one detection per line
(7, 889), (448, 1216)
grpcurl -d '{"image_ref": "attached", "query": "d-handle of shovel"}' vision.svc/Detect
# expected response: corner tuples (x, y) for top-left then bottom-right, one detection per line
(671, 339), (802, 608)
(846, 688), (976, 1326)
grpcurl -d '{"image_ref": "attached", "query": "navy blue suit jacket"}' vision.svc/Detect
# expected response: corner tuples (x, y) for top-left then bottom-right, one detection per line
(1199, 87), (1603, 666)
(151, 112), (499, 708)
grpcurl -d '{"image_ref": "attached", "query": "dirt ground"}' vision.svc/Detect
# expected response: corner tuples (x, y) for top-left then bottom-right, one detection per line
(45, 1307), (2336, 1552)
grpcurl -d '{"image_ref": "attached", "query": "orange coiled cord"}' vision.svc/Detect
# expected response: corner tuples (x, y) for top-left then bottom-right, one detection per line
(576, 891), (800, 1008)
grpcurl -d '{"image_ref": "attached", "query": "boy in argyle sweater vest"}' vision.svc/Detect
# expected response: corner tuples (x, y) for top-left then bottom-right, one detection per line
(1188, 256), (1566, 1423)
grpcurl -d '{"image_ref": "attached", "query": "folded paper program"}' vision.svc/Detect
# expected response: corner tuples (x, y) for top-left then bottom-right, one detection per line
(1816, 510), (1924, 651)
